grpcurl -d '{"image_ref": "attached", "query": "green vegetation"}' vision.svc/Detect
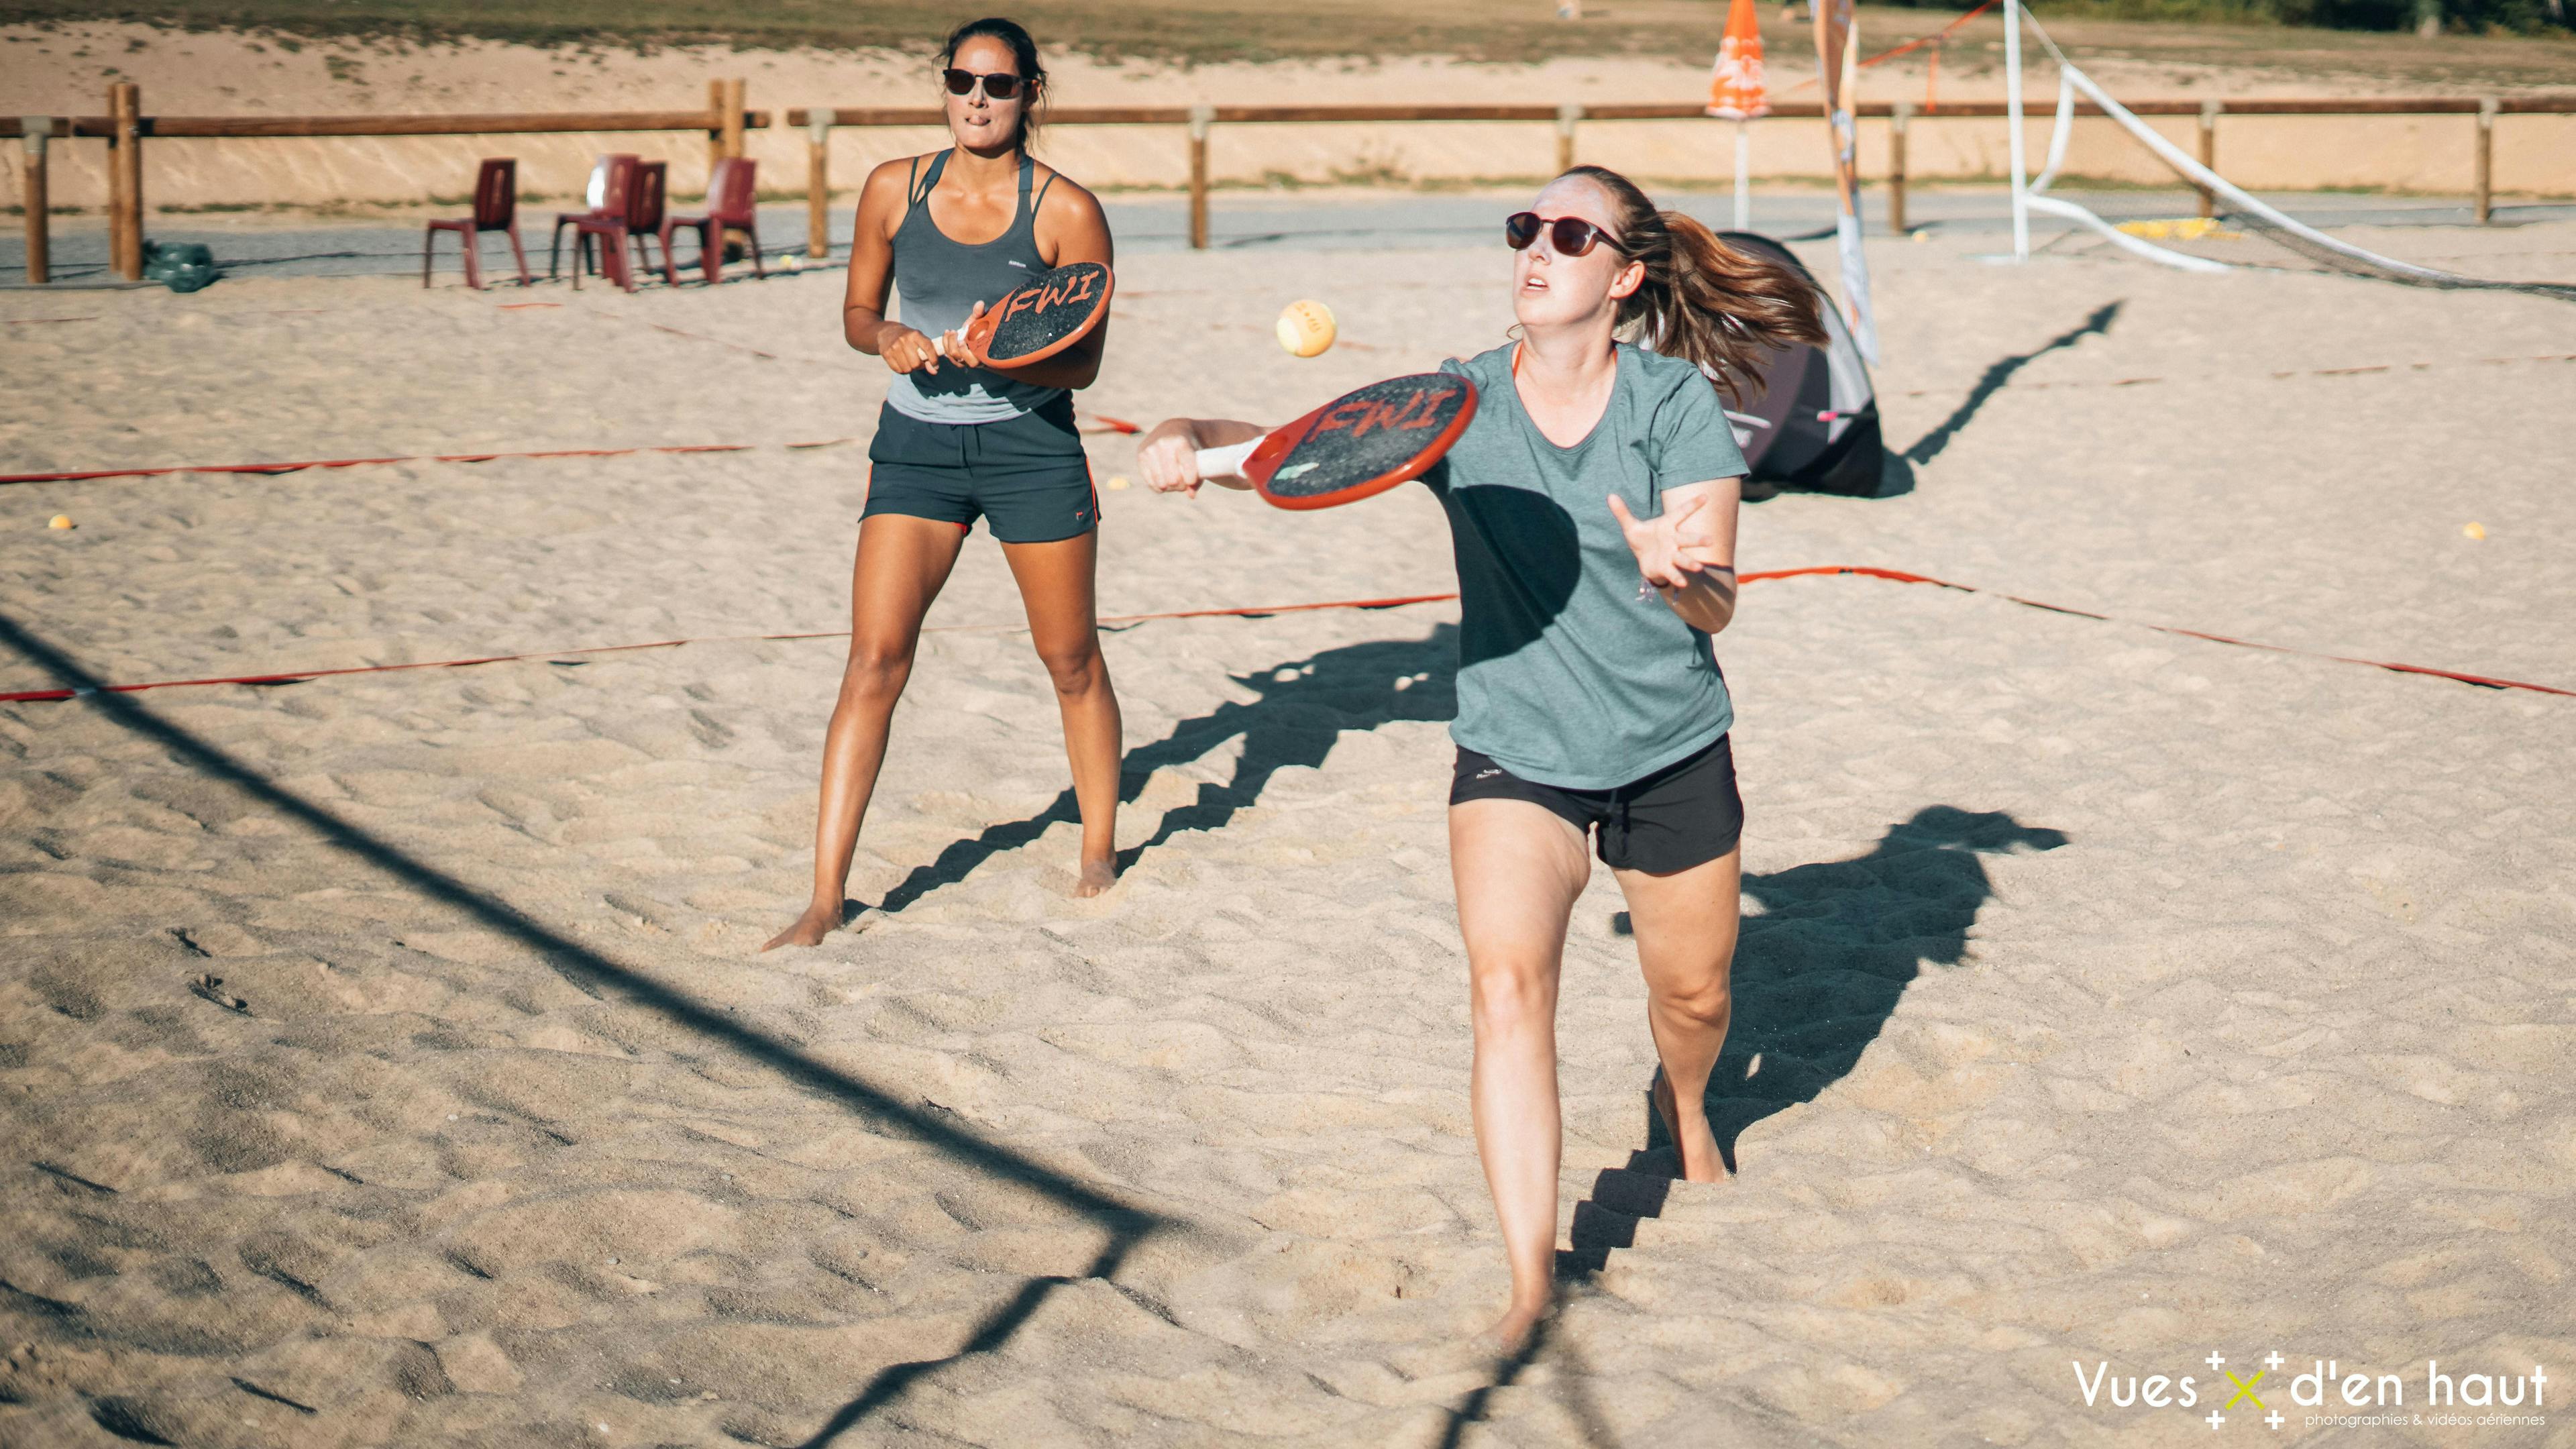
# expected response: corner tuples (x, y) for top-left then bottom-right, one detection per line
(13, 0), (2559, 63)
(0, 0), (1744, 62)
(1892, 0), (2569, 36)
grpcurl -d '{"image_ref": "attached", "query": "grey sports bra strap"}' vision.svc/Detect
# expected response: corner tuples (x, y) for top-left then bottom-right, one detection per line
(1031, 164), (1059, 215)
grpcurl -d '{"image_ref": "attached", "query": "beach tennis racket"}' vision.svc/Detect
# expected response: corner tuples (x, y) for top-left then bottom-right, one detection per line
(959, 260), (1113, 369)
(1194, 373), (1479, 511)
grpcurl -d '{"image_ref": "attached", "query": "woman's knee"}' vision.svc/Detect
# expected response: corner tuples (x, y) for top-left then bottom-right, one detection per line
(839, 639), (914, 698)
(1648, 969), (1732, 1028)
(1468, 958), (1558, 1032)
(1033, 639), (1106, 696)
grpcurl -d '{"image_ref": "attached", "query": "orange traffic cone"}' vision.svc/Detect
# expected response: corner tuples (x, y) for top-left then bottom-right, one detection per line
(1707, 0), (1770, 119)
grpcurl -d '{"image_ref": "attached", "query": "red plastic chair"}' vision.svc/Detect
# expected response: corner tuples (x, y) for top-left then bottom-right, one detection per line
(659, 157), (765, 286)
(421, 158), (529, 290)
(549, 154), (639, 284)
(571, 160), (668, 292)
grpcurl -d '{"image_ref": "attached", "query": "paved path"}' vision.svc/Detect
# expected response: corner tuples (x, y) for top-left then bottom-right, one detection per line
(7, 189), (2569, 288)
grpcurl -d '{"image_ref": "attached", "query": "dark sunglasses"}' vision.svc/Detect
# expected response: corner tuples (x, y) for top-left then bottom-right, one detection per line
(943, 68), (1027, 101)
(1505, 211), (1621, 258)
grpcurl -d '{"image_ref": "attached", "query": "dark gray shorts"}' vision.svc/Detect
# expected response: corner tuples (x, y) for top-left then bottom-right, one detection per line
(1450, 733), (1743, 874)
(863, 397), (1096, 544)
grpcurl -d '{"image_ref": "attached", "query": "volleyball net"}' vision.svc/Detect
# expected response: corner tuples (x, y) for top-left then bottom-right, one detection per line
(2009, 12), (2576, 303)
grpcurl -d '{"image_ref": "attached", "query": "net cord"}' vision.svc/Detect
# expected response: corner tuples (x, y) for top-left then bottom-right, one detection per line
(2025, 66), (2228, 275)
(2025, 15), (2576, 300)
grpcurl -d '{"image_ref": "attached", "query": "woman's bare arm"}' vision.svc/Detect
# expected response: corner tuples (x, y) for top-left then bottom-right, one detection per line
(841, 160), (946, 374)
(1608, 477), (1742, 635)
(1136, 417), (1269, 496)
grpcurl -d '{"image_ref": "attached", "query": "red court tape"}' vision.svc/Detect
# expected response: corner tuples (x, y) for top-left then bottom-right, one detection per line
(0, 594), (1461, 704)
(3, 573), (2565, 705)
(1748, 566), (2573, 697)
(3, 417), (1149, 485)
(0, 441), (837, 486)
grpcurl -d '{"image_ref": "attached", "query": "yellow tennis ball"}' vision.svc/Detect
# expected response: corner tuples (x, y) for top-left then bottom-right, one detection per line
(2463, 521), (2486, 539)
(1106, 475), (1132, 491)
(48, 515), (74, 530)
(1277, 300), (1336, 358)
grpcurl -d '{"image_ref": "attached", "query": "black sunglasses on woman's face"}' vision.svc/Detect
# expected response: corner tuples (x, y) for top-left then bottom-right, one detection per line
(944, 68), (1026, 101)
(1505, 211), (1620, 258)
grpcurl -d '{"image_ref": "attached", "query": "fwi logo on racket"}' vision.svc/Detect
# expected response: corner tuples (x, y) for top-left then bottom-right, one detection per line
(1004, 267), (1100, 321)
(967, 261), (1113, 368)
(1312, 386), (1451, 440)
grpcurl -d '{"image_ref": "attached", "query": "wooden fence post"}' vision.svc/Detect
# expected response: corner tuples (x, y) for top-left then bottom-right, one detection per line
(707, 78), (749, 254)
(722, 78), (747, 160)
(1188, 104), (1212, 250)
(109, 83), (144, 281)
(1556, 101), (1581, 174)
(19, 116), (48, 285)
(707, 79), (727, 177)
(2197, 99), (2220, 219)
(805, 111), (833, 260)
(2474, 96), (2497, 225)
(1889, 99), (1910, 236)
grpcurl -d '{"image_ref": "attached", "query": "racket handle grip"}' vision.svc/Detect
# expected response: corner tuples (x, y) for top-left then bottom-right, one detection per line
(1195, 439), (1258, 480)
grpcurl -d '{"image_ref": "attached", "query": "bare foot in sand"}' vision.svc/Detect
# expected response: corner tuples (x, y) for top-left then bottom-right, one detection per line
(1651, 1069), (1729, 1184)
(762, 902), (843, 951)
(1477, 1297), (1550, 1360)
(1073, 855), (1118, 898)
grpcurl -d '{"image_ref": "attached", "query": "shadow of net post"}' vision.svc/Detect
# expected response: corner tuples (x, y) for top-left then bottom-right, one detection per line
(1905, 301), (2121, 465)
(0, 610), (1171, 1443)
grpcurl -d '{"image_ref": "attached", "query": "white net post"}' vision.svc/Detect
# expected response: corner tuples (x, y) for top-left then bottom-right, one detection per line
(2004, 0), (2030, 260)
(1733, 121), (1752, 231)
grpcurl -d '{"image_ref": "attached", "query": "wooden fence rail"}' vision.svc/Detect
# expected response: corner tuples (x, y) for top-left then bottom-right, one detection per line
(11, 88), (2573, 283)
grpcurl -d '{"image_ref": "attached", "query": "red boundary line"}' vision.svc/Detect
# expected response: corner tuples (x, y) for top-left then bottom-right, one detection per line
(2, 415), (1148, 485)
(0, 440), (849, 486)
(1745, 566), (2571, 696)
(4, 571), (2565, 706)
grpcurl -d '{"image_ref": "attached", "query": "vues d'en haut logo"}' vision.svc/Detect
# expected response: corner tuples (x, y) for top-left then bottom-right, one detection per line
(2073, 1350), (2546, 1432)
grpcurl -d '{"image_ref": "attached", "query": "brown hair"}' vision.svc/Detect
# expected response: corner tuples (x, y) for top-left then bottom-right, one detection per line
(1556, 164), (1829, 405)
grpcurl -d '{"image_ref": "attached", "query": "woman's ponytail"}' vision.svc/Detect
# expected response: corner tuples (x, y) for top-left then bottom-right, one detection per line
(1558, 164), (1829, 405)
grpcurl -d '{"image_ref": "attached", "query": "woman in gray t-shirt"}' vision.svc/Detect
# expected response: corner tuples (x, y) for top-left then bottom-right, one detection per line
(1138, 165), (1827, 1351)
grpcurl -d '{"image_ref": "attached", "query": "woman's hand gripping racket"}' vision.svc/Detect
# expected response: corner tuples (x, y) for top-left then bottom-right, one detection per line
(1189, 373), (1479, 511)
(949, 260), (1113, 370)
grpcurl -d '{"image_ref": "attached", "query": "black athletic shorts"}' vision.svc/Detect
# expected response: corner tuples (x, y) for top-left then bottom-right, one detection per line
(863, 395), (1097, 544)
(1450, 733), (1743, 875)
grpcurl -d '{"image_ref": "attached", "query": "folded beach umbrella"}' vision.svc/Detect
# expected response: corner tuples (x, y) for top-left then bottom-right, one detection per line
(1712, 229), (1885, 497)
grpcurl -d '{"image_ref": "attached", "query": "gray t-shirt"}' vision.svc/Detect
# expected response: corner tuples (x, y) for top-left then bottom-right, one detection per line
(1423, 341), (1748, 790)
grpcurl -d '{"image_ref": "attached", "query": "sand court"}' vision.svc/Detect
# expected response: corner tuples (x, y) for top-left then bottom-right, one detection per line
(3, 223), (2574, 1445)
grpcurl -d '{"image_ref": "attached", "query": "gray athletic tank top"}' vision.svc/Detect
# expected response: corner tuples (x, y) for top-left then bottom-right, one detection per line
(884, 150), (1066, 425)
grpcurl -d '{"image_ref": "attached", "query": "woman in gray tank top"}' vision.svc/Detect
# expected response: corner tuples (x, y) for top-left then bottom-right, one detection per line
(768, 18), (1122, 950)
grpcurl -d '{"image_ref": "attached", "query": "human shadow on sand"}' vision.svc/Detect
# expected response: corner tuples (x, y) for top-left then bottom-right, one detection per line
(866, 480), (1589, 918)
(1433, 1316), (1620, 1449)
(1695, 806), (2069, 1161)
(867, 621), (1464, 916)
(1560, 806), (2068, 1284)
(0, 612), (1165, 1448)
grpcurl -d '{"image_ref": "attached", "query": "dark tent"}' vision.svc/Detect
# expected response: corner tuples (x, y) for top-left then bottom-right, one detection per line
(1710, 230), (1886, 498)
